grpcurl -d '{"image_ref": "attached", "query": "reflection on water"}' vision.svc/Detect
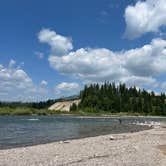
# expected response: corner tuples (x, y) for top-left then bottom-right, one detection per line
(0, 115), (165, 149)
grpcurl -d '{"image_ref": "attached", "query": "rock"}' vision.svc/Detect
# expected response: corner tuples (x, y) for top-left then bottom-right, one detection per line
(109, 136), (115, 140)
(59, 141), (70, 144)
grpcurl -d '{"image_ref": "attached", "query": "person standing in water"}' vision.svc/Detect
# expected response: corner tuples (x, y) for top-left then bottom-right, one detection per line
(119, 119), (122, 124)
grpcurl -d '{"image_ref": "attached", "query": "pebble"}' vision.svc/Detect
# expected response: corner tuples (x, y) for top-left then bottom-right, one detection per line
(109, 136), (115, 140)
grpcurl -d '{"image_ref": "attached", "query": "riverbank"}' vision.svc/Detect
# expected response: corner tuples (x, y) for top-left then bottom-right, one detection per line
(0, 123), (166, 166)
(1, 107), (166, 117)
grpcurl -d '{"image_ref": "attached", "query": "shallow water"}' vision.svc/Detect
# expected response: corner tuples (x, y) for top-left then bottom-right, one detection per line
(0, 115), (165, 149)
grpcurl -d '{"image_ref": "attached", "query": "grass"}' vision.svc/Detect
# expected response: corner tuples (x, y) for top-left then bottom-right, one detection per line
(0, 107), (57, 115)
(0, 107), (162, 117)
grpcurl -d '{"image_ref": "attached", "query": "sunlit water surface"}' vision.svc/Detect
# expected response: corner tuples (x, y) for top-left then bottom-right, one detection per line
(0, 115), (165, 149)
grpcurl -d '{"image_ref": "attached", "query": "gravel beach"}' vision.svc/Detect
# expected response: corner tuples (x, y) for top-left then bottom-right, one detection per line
(0, 123), (166, 166)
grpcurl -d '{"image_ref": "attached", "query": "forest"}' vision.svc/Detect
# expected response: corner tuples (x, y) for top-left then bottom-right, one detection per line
(0, 99), (56, 109)
(0, 82), (166, 116)
(70, 82), (166, 116)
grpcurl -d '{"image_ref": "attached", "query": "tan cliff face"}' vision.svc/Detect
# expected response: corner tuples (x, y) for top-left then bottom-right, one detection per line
(48, 99), (81, 112)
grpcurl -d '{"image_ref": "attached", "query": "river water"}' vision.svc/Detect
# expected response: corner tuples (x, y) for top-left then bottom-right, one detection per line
(0, 115), (165, 149)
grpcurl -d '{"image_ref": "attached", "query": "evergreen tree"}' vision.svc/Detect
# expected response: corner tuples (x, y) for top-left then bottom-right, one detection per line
(78, 82), (166, 115)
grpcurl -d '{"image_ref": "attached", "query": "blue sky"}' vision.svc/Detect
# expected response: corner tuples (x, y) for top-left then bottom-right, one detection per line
(0, 0), (166, 101)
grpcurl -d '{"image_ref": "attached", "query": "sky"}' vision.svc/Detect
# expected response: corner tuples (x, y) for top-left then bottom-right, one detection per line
(0, 0), (166, 101)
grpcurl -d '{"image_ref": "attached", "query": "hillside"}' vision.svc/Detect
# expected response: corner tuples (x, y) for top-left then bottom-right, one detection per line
(48, 99), (80, 112)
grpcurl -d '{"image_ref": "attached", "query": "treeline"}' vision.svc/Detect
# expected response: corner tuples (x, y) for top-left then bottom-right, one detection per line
(71, 82), (166, 116)
(0, 95), (80, 110)
(0, 99), (61, 109)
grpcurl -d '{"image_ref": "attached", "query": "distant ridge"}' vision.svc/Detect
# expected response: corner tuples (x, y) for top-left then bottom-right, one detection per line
(60, 95), (80, 101)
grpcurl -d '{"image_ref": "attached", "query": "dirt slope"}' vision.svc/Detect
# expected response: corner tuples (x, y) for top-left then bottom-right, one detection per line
(48, 99), (81, 112)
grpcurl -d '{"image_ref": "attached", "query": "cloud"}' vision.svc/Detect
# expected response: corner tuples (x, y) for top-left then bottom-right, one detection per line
(38, 29), (166, 91)
(124, 0), (166, 39)
(38, 28), (73, 56)
(54, 82), (80, 96)
(161, 82), (166, 90)
(121, 76), (158, 88)
(0, 60), (49, 101)
(48, 48), (126, 83)
(8, 59), (16, 68)
(35, 51), (44, 59)
(0, 61), (33, 91)
(124, 38), (166, 76)
(40, 80), (48, 86)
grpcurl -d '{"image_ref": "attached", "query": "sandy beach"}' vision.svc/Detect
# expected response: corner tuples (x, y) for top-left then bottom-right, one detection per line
(0, 123), (166, 166)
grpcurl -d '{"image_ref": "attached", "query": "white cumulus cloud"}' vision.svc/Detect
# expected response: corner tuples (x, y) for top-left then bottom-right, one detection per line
(124, 38), (166, 76)
(48, 48), (126, 82)
(38, 29), (166, 91)
(38, 28), (73, 56)
(0, 62), (33, 91)
(0, 61), (49, 101)
(124, 0), (166, 39)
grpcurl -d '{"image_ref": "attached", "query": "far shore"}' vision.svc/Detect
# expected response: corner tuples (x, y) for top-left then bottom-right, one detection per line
(1, 113), (166, 119)
(0, 122), (166, 166)
(49, 114), (166, 118)
(1, 108), (166, 118)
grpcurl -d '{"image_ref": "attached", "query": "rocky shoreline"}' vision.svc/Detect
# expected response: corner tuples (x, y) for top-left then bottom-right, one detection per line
(0, 122), (166, 166)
